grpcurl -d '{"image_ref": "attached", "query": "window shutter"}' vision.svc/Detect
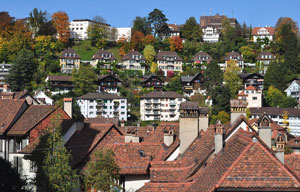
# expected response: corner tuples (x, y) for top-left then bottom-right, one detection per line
(18, 157), (23, 175)
(22, 139), (27, 149)
(9, 139), (14, 153)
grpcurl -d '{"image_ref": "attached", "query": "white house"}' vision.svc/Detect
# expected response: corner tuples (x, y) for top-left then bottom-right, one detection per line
(224, 51), (244, 70)
(77, 92), (128, 121)
(238, 85), (262, 108)
(252, 27), (274, 43)
(34, 91), (54, 105)
(202, 26), (220, 42)
(285, 80), (300, 103)
(120, 51), (145, 73)
(256, 52), (276, 74)
(156, 51), (183, 76)
(140, 91), (186, 121)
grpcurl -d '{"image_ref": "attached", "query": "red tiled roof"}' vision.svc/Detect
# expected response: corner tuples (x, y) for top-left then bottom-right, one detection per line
(168, 24), (180, 32)
(139, 182), (191, 192)
(285, 154), (300, 179)
(252, 27), (275, 36)
(245, 85), (256, 90)
(0, 99), (27, 134)
(7, 105), (57, 135)
(237, 91), (248, 96)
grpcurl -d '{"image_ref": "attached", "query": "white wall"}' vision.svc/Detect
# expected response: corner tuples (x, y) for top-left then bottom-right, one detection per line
(124, 175), (150, 192)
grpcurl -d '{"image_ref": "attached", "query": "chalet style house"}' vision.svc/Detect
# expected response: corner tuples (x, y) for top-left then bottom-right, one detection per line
(90, 49), (116, 69)
(157, 51), (183, 76)
(191, 51), (212, 67)
(120, 51), (145, 73)
(59, 48), (81, 74)
(285, 79), (300, 103)
(96, 74), (122, 94)
(46, 75), (74, 95)
(181, 72), (205, 96)
(252, 27), (275, 42)
(239, 73), (264, 91)
(161, 24), (181, 39)
(141, 74), (164, 91)
(256, 51), (276, 74)
(224, 51), (244, 70)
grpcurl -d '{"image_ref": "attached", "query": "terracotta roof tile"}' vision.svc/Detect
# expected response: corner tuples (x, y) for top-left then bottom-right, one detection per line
(252, 27), (275, 36)
(245, 85), (256, 90)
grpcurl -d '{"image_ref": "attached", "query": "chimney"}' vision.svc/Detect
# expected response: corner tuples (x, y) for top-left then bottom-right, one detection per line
(198, 107), (209, 131)
(125, 127), (140, 143)
(120, 120), (125, 127)
(230, 99), (247, 124)
(152, 122), (157, 131)
(179, 102), (200, 154)
(214, 120), (224, 154)
(64, 98), (73, 118)
(164, 127), (175, 147)
(275, 134), (285, 164)
(258, 114), (272, 148)
(3, 84), (7, 92)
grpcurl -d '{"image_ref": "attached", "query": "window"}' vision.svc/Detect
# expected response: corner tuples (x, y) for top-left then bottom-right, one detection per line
(89, 106), (94, 109)
(0, 139), (2, 152)
(252, 97), (257, 100)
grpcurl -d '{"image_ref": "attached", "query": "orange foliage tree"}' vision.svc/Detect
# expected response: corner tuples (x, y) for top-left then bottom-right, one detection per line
(131, 30), (144, 51)
(51, 11), (70, 44)
(0, 12), (14, 37)
(117, 37), (130, 57)
(169, 36), (183, 52)
(275, 17), (299, 43)
(143, 34), (156, 46)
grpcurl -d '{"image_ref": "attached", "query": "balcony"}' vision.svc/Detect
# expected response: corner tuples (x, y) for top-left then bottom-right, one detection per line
(153, 99), (160, 104)
(145, 100), (152, 104)
(170, 101), (176, 106)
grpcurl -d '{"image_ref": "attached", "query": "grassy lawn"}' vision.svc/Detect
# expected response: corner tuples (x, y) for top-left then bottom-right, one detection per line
(108, 47), (121, 63)
(72, 40), (98, 60)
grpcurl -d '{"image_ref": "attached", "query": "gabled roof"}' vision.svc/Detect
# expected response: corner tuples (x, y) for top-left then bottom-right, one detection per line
(257, 51), (276, 60)
(92, 49), (115, 61)
(156, 51), (183, 61)
(141, 74), (163, 83)
(47, 75), (73, 82)
(7, 105), (58, 136)
(245, 85), (257, 91)
(191, 51), (212, 62)
(224, 51), (244, 61)
(239, 73), (264, 80)
(168, 24), (180, 32)
(59, 48), (81, 59)
(181, 72), (203, 83)
(122, 51), (145, 61)
(77, 92), (123, 100)
(141, 91), (185, 99)
(252, 27), (275, 36)
(98, 74), (122, 82)
(0, 99), (27, 134)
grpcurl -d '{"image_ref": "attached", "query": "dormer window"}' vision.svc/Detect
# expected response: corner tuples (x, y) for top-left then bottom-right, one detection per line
(139, 150), (145, 157)
(65, 53), (67, 57)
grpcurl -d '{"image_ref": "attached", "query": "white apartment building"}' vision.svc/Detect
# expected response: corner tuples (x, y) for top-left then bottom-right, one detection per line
(77, 92), (128, 121)
(252, 27), (274, 43)
(202, 26), (220, 42)
(238, 85), (262, 108)
(157, 51), (183, 76)
(140, 91), (186, 121)
(70, 19), (110, 40)
(249, 107), (300, 136)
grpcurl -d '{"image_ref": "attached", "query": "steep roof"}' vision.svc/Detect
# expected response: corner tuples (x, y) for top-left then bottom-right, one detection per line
(181, 72), (203, 83)
(224, 51), (244, 61)
(257, 51), (276, 60)
(92, 49), (115, 61)
(156, 51), (183, 61)
(252, 27), (275, 36)
(141, 74), (163, 83)
(59, 48), (81, 59)
(141, 91), (185, 99)
(98, 74), (122, 82)
(0, 99), (27, 134)
(47, 75), (73, 82)
(7, 105), (57, 135)
(77, 92), (123, 100)
(245, 85), (257, 90)
(122, 51), (145, 61)
(168, 24), (180, 32)
(191, 51), (212, 62)
(239, 73), (264, 80)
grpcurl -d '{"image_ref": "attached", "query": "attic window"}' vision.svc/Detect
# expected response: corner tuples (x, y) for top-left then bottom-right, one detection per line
(139, 150), (145, 157)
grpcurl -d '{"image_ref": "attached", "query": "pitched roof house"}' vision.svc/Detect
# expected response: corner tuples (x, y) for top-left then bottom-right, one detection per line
(59, 48), (81, 74)
(120, 51), (145, 73)
(157, 51), (183, 76)
(91, 49), (116, 69)
(252, 27), (275, 43)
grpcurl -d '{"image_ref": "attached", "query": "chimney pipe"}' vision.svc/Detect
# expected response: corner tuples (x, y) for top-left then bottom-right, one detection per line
(64, 98), (73, 118)
(164, 128), (174, 147)
(258, 114), (272, 149)
(121, 120), (125, 127)
(214, 120), (224, 154)
(275, 134), (285, 164)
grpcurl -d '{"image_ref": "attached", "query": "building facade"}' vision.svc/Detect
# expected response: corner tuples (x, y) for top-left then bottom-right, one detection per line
(59, 48), (81, 74)
(157, 51), (183, 76)
(285, 80), (300, 103)
(202, 26), (220, 42)
(239, 73), (264, 91)
(224, 51), (244, 70)
(96, 74), (122, 94)
(90, 49), (116, 69)
(252, 27), (274, 43)
(256, 51), (276, 74)
(181, 72), (205, 96)
(46, 75), (74, 95)
(120, 51), (145, 73)
(77, 92), (128, 121)
(140, 91), (186, 121)
(141, 74), (164, 91)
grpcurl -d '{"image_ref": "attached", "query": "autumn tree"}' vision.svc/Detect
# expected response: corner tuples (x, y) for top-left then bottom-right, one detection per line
(169, 36), (183, 52)
(73, 63), (97, 96)
(181, 17), (202, 42)
(84, 149), (120, 191)
(117, 37), (130, 57)
(150, 62), (158, 73)
(211, 111), (230, 124)
(224, 59), (242, 98)
(239, 46), (255, 63)
(132, 16), (152, 35)
(6, 49), (37, 91)
(52, 11), (70, 44)
(87, 23), (110, 49)
(147, 9), (169, 37)
(131, 30), (145, 51)
(143, 34), (156, 46)
(0, 11), (14, 37)
(143, 45), (156, 65)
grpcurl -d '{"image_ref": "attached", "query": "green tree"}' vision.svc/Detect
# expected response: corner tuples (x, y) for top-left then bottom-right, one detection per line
(224, 60), (242, 98)
(210, 85), (231, 115)
(264, 60), (286, 91)
(204, 60), (223, 94)
(30, 115), (80, 192)
(87, 23), (110, 49)
(265, 85), (297, 108)
(147, 9), (169, 37)
(164, 75), (182, 92)
(28, 8), (48, 37)
(6, 49), (37, 91)
(181, 17), (202, 42)
(143, 45), (156, 65)
(221, 18), (236, 52)
(211, 111), (230, 124)
(73, 63), (97, 96)
(0, 158), (29, 192)
(239, 46), (255, 63)
(132, 16), (152, 35)
(84, 149), (120, 191)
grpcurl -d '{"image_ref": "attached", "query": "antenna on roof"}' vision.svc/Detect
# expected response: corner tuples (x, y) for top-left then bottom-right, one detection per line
(210, 8), (212, 16)
(232, 10), (234, 18)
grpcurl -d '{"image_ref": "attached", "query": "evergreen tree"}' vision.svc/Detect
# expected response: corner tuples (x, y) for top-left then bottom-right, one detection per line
(204, 60), (223, 94)
(264, 60), (286, 91)
(84, 149), (120, 191)
(132, 16), (152, 35)
(210, 85), (231, 115)
(181, 17), (202, 42)
(147, 9), (169, 37)
(73, 63), (97, 96)
(6, 49), (37, 91)
(30, 115), (79, 192)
